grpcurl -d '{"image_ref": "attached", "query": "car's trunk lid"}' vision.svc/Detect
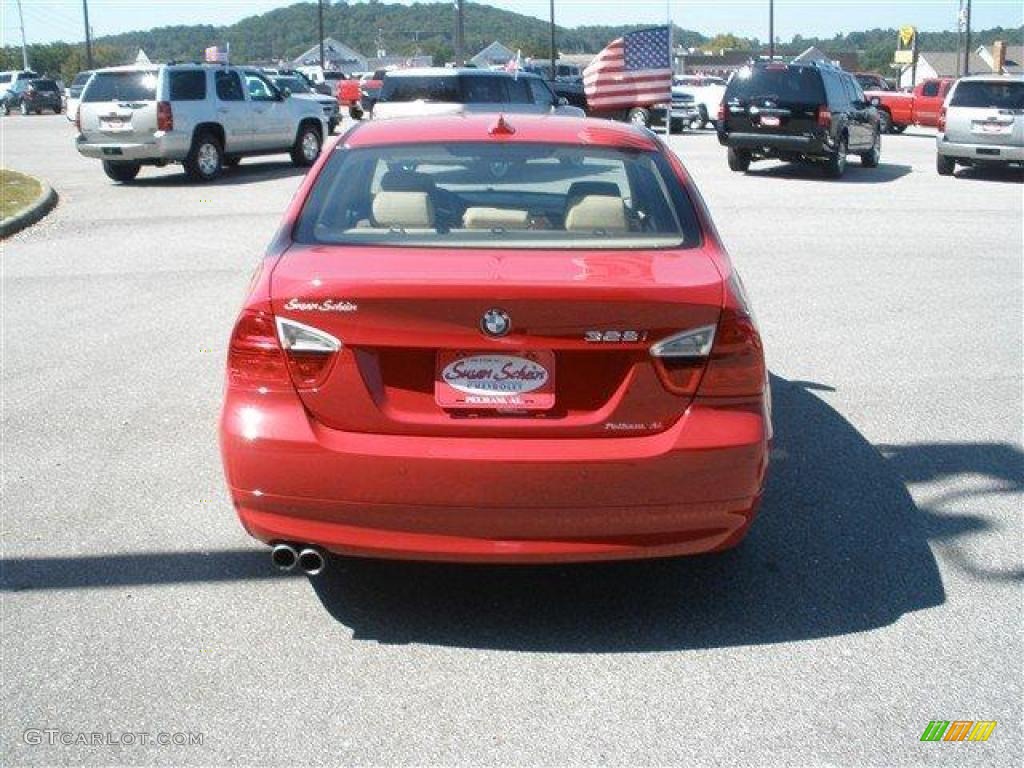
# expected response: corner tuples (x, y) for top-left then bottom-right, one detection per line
(79, 69), (159, 144)
(271, 245), (724, 438)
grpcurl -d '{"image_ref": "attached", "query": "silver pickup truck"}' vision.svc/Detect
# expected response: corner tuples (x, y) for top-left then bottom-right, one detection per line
(75, 64), (328, 183)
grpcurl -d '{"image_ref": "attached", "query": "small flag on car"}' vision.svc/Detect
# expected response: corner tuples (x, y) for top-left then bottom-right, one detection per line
(583, 26), (672, 110)
(205, 45), (229, 64)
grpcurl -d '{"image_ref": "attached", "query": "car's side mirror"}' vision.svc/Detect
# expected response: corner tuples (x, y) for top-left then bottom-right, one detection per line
(279, 88), (290, 99)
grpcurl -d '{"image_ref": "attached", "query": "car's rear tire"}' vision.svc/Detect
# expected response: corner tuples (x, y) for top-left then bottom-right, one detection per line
(184, 132), (224, 182)
(1, 101), (9, 116)
(860, 131), (881, 168)
(627, 107), (650, 128)
(936, 153), (956, 176)
(727, 147), (751, 172)
(824, 136), (848, 178)
(878, 110), (892, 134)
(349, 105), (363, 120)
(693, 105), (709, 130)
(291, 122), (322, 167)
(102, 160), (142, 183)
(20, 102), (29, 116)
(891, 124), (907, 134)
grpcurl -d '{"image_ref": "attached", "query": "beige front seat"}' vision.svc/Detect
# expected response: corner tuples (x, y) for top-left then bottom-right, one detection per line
(371, 190), (436, 230)
(564, 194), (628, 234)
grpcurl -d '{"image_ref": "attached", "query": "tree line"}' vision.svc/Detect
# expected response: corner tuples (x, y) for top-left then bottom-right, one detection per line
(2, 0), (1021, 80)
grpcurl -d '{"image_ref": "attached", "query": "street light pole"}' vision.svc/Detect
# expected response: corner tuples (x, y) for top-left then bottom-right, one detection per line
(550, 0), (556, 81)
(769, 0), (774, 58)
(318, 0), (326, 70)
(15, 0), (30, 70)
(82, 0), (94, 69)
(455, 0), (465, 66)
(963, 0), (972, 76)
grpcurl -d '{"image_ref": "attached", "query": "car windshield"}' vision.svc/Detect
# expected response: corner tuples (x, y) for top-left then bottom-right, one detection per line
(950, 80), (1024, 109)
(275, 76), (310, 94)
(31, 80), (58, 91)
(726, 65), (826, 105)
(82, 70), (158, 102)
(380, 75), (461, 103)
(294, 142), (700, 250)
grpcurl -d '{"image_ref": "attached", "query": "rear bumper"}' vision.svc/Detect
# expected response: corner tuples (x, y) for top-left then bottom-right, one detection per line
(718, 131), (829, 154)
(937, 135), (1024, 163)
(75, 130), (191, 162)
(220, 389), (771, 563)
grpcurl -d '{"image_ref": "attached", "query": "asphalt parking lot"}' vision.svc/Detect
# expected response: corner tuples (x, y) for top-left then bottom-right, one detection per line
(3, 114), (1021, 766)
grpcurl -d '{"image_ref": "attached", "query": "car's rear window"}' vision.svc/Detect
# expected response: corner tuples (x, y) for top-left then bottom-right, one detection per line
(32, 80), (59, 92)
(82, 71), (157, 102)
(950, 80), (1024, 109)
(380, 75), (460, 103)
(0, 74), (11, 85)
(294, 142), (701, 250)
(726, 65), (826, 105)
(169, 70), (206, 101)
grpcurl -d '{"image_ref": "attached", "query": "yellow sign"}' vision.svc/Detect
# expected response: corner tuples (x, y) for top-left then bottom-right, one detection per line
(893, 49), (914, 64)
(899, 26), (916, 48)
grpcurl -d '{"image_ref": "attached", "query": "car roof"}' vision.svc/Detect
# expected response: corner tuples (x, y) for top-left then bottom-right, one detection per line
(954, 74), (1024, 83)
(343, 113), (660, 151)
(386, 67), (539, 79)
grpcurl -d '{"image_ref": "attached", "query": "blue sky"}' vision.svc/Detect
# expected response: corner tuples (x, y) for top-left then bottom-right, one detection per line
(4, 1), (1022, 46)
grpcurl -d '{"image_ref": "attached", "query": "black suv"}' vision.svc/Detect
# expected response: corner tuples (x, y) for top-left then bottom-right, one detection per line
(717, 61), (881, 178)
(2, 78), (62, 115)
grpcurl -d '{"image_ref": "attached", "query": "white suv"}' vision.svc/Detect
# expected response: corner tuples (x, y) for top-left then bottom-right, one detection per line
(937, 75), (1023, 175)
(75, 64), (328, 183)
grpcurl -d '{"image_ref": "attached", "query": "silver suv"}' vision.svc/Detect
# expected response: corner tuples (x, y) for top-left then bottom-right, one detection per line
(75, 64), (328, 183)
(937, 75), (1023, 175)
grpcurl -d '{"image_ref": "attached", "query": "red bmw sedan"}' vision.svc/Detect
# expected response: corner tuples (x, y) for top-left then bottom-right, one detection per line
(220, 114), (770, 572)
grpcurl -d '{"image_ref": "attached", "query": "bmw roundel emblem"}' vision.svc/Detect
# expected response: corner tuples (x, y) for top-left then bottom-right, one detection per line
(480, 308), (511, 338)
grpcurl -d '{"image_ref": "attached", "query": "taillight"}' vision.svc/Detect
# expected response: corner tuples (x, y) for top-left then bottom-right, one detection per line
(937, 106), (947, 132)
(157, 100), (173, 132)
(228, 310), (290, 391)
(650, 325), (716, 396)
(74, 105), (81, 132)
(717, 102), (726, 123)
(697, 307), (766, 398)
(275, 317), (341, 389)
(816, 105), (831, 129)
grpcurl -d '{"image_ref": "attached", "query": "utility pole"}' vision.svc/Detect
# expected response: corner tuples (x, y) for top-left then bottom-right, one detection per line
(83, 0), (94, 69)
(454, 0), (465, 66)
(318, 0), (326, 70)
(768, 0), (774, 58)
(15, 0), (30, 70)
(963, 0), (972, 76)
(549, 0), (556, 80)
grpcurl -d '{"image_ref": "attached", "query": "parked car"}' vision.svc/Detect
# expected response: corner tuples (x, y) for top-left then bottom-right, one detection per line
(864, 77), (954, 133)
(717, 61), (881, 178)
(65, 70), (93, 122)
(296, 65), (347, 95)
(1, 78), (62, 115)
(853, 72), (895, 92)
(75, 64), (327, 183)
(372, 69), (585, 120)
(270, 73), (339, 134)
(0, 69), (39, 99)
(219, 112), (769, 570)
(672, 74), (728, 128)
(651, 90), (700, 132)
(936, 75), (1024, 175)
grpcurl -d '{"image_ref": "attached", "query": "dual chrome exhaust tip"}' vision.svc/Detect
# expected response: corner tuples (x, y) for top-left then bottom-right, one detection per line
(271, 543), (326, 575)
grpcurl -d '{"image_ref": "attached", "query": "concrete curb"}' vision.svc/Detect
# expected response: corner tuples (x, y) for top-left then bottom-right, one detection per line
(1, 180), (58, 239)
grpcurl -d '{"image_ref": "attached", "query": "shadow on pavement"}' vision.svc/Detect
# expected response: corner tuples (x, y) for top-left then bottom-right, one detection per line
(4, 377), (1020, 653)
(744, 161), (912, 183)
(302, 375), (966, 651)
(125, 160), (308, 188)
(952, 165), (1024, 184)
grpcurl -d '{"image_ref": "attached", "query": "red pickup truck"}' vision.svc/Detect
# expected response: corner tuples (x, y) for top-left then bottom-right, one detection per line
(864, 77), (955, 133)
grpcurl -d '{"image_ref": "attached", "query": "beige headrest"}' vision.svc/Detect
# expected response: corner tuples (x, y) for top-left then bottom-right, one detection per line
(564, 194), (627, 233)
(372, 191), (435, 229)
(463, 207), (530, 230)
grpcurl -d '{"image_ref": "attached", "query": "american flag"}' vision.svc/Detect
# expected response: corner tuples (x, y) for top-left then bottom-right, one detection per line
(204, 45), (228, 64)
(583, 26), (672, 110)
